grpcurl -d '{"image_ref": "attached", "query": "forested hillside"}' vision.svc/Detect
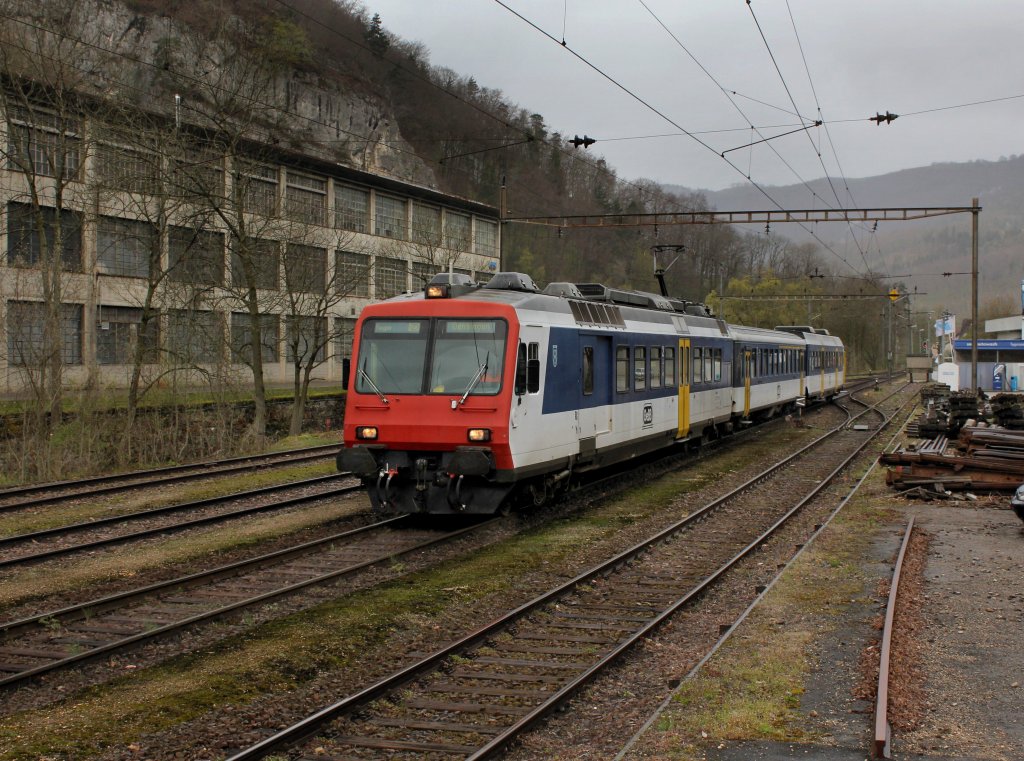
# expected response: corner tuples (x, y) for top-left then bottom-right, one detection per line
(668, 155), (1024, 315)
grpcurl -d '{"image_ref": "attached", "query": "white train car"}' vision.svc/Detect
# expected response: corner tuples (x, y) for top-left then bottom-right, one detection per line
(341, 274), (846, 514)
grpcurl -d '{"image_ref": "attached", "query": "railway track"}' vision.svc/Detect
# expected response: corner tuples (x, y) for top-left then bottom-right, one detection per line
(0, 516), (495, 690)
(0, 474), (356, 570)
(0, 443), (341, 512)
(225, 383), (917, 760)
(874, 517), (916, 759)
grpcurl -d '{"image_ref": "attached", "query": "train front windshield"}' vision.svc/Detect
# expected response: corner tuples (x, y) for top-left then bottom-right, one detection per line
(355, 318), (507, 396)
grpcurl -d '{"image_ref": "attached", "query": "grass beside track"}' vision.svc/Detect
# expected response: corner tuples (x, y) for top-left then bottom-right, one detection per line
(0, 461), (337, 539)
(638, 469), (898, 760)
(0, 490), (365, 612)
(0, 419), (825, 759)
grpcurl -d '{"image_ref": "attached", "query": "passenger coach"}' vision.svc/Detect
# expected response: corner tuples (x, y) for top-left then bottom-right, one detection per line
(340, 272), (845, 515)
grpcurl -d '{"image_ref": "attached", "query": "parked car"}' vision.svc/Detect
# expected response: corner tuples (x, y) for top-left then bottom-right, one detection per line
(1012, 483), (1024, 522)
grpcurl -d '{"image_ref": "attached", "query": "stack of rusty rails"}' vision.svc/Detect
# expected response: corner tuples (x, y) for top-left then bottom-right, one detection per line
(882, 426), (1024, 493)
(957, 426), (1024, 460)
(907, 383), (954, 440)
(990, 394), (1024, 429)
(948, 390), (981, 433)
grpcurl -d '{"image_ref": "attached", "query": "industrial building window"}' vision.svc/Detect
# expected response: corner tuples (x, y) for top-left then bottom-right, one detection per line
(97, 216), (154, 278)
(97, 306), (159, 365)
(6, 202), (82, 271)
(334, 317), (357, 360)
(335, 251), (370, 297)
(285, 171), (327, 226)
(284, 244), (327, 293)
(374, 256), (407, 299)
(231, 238), (279, 290)
(335, 185), (369, 233)
(375, 195), (407, 239)
(236, 160), (278, 217)
(665, 346), (676, 386)
(412, 204), (441, 245)
(6, 105), (81, 179)
(444, 211), (471, 251)
(6, 300), (82, 366)
(97, 143), (160, 195)
(230, 313), (279, 364)
(410, 260), (437, 289)
(167, 309), (223, 364)
(168, 226), (224, 286)
(475, 218), (498, 257)
(170, 145), (223, 196)
(286, 315), (327, 364)
(634, 346), (646, 391)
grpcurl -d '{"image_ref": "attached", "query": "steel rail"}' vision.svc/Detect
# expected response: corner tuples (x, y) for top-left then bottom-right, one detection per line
(226, 382), (914, 760)
(0, 516), (495, 689)
(0, 444), (340, 510)
(874, 516), (916, 759)
(0, 475), (354, 570)
(614, 401), (917, 760)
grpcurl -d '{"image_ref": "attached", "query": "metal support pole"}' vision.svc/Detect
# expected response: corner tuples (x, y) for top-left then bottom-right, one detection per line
(971, 197), (979, 391)
(887, 301), (893, 376)
(498, 176), (507, 272)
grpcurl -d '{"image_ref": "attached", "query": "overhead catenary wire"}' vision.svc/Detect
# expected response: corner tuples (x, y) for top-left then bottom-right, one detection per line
(492, 0), (865, 275)
(745, 0), (872, 270)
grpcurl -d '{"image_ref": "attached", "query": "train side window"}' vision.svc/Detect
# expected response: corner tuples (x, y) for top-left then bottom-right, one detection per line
(692, 347), (702, 385)
(703, 350), (713, 383)
(665, 346), (675, 386)
(650, 346), (662, 389)
(714, 348), (722, 382)
(527, 342), (540, 393)
(514, 343), (528, 395)
(616, 346), (629, 392)
(634, 346), (647, 391)
(582, 346), (594, 395)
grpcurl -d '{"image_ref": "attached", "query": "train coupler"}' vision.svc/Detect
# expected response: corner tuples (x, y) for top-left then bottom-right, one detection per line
(375, 468), (398, 510)
(446, 474), (467, 512)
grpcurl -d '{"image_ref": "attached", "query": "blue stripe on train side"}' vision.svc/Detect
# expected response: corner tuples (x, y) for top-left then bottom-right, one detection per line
(540, 327), (732, 415)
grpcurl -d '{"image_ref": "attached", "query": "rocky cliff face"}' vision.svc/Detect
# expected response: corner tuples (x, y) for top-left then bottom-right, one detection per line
(10, 0), (436, 185)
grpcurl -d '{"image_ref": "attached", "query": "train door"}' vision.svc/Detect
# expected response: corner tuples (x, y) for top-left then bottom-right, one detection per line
(743, 348), (752, 418)
(579, 335), (613, 458)
(677, 338), (691, 439)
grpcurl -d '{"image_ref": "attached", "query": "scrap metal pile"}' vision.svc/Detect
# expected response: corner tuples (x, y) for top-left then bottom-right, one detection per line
(883, 387), (1024, 496)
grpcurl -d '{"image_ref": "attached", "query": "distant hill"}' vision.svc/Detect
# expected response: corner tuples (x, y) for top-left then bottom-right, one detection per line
(665, 156), (1024, 315)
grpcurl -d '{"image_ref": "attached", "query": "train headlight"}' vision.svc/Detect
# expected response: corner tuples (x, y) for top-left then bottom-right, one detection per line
(425, 284), (449, 298)
(467, 428), (491, 442)
(356, 426), (379, 440)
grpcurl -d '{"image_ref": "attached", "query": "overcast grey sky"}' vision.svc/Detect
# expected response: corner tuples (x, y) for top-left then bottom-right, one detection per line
(364, 0), (1024, 193)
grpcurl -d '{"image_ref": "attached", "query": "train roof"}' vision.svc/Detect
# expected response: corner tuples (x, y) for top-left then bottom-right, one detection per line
(373, 272), (836, 344)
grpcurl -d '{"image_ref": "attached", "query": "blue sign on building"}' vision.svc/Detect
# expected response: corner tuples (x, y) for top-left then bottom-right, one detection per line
(953, 339), (1024, 351)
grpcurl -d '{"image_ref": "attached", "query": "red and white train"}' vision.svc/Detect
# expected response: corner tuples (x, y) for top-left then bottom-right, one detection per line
(339, 272), (845, 515)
